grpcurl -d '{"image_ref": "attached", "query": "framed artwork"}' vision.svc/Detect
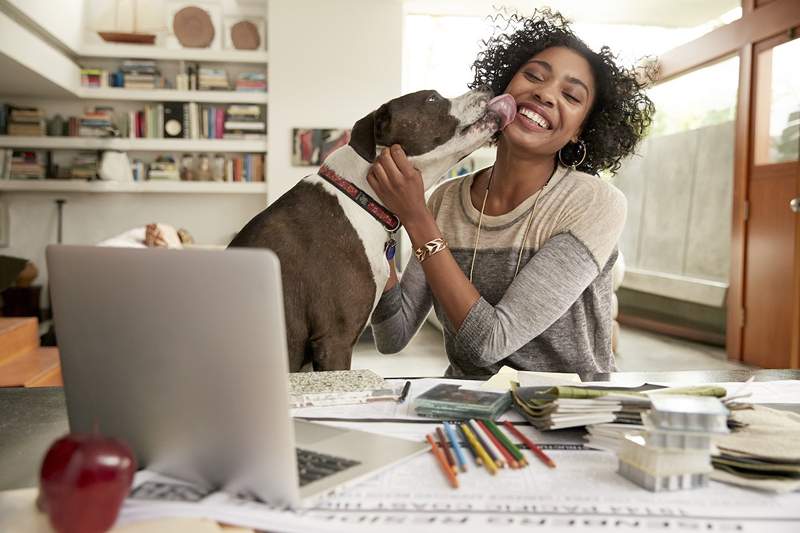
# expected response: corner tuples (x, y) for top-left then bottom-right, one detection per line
(292, 128), (351, 166)
(223, 16), (265, 51)
(165, 2), (222, 50)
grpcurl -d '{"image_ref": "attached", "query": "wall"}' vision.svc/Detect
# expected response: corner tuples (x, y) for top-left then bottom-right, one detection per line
(266, 0), (404, 201)
(3, 0), (84, 52)
(613, 121), (734, 329)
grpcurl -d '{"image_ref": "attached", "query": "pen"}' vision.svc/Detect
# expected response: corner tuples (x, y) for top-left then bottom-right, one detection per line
(398, 380), (411, 403)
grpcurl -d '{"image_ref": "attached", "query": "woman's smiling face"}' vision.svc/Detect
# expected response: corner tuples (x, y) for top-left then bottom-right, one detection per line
(501, 46), (596, 157)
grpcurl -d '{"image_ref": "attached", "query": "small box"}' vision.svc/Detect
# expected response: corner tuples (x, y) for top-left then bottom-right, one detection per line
(648, 395), (729, 433)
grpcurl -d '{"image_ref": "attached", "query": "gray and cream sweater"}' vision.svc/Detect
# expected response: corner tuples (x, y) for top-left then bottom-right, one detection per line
(370, 165), (627, 378)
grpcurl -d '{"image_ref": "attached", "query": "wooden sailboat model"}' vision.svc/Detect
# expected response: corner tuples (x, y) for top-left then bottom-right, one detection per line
(98, 0), (156, 45)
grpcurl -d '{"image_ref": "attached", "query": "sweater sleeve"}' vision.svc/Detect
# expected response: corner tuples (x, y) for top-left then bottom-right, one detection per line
(370, 257), (433, 354)
(369, 183), (453, 353)
(453, 185), (627, 367)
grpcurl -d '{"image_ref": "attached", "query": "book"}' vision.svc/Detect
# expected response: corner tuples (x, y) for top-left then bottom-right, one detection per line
(413, 383), (511, 419)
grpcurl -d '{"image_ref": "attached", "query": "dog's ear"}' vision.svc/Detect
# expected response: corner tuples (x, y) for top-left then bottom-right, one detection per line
(349, 104), (390, 163)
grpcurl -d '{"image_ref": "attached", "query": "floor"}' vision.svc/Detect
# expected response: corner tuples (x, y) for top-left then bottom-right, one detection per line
(351, 321), (747, 378)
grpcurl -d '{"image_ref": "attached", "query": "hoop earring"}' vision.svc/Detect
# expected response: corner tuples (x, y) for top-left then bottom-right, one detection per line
(558, 139), (587, 170)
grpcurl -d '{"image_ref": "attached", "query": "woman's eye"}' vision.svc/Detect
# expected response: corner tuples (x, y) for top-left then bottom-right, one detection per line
(564, 93), (580, 103)
(524, 72), (543, 82)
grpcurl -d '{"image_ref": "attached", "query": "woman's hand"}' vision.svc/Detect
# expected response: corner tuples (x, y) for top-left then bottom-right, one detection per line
(367, 145), (428, 224)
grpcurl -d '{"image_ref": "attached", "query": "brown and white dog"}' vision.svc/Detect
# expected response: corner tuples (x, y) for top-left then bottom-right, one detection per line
(229, 87), (515, 371)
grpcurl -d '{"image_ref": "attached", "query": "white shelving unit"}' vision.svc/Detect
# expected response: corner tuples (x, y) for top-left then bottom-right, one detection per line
(0, 179), (267, 194)
(76, 88), (268, 104)
(79, 44), (269, 64)
(0, 135), (266, 153)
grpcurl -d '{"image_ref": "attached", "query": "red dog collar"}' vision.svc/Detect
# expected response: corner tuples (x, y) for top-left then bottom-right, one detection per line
(318, 165), (401, 232)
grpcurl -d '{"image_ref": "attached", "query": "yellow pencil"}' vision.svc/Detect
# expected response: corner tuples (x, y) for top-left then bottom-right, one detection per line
(460, 423), (497, 475)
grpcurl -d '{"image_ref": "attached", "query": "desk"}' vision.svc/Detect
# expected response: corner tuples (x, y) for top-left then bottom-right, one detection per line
(2, 371), (800, 532)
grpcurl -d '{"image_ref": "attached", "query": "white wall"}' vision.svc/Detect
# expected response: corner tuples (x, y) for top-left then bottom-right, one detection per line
(5, 0), (85, 52)
(266, 0), (404, 201)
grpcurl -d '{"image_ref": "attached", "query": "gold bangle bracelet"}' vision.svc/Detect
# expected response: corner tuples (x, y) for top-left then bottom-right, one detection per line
(414, 238), (448, 263)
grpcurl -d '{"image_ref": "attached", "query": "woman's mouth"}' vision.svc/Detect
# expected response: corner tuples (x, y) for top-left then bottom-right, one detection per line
(518, 107), (552, 130)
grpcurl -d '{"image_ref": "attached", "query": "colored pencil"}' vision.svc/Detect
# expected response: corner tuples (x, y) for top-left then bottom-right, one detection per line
(457, 423), (482, 466)
(460, 423), (497, 475)
(468, 419), (503, 468)
(426, 434), (459, 488)
(502, 420), (556, 469)
(436, 426), (457, 474)
(484, 419), (527, 466)
(443, 422), (468, 473)
(477, 419), (518, 469)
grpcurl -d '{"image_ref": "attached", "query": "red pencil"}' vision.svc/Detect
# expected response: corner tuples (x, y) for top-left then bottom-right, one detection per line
(502, 420), (556, 469)
(426, 434), (459, 488)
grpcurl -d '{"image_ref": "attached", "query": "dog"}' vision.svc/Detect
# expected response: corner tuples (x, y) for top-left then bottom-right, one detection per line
(229, 87), (515, 372)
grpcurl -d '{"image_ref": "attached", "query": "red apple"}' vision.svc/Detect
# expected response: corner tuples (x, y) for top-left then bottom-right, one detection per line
(39, 433), (137, 533)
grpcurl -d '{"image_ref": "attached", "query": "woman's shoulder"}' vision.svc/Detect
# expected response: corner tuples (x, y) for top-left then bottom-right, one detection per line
(425, 171), (475, 213)
(556, 169), (626, 213)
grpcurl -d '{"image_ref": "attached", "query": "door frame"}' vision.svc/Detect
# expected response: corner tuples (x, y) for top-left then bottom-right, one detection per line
(654, 0), (800, 363)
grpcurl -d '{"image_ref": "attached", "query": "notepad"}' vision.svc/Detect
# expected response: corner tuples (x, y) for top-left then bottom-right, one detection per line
(288, 369), (395, 407)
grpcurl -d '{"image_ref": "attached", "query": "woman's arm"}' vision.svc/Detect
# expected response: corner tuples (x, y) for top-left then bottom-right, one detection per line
(370, 253), (434, 354)
(368, 145), (481, 330)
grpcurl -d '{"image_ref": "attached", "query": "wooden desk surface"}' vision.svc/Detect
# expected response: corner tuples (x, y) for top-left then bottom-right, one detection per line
(2, 369), (798, 491)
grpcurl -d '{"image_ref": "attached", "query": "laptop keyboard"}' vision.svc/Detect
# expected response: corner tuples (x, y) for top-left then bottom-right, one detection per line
(296, 448), (361, 486)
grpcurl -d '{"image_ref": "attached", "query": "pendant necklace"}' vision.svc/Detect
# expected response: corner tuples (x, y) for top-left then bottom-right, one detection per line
(468, 164), (560, 283)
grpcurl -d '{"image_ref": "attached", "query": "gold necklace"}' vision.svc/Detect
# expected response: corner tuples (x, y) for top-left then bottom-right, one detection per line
(468, 164), (559, 283)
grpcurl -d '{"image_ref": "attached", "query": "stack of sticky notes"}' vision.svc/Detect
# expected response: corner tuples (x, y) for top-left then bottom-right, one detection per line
(617, 395), (729, 492)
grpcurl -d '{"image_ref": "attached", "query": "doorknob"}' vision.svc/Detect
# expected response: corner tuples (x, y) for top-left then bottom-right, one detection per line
(792, 197), (800, 213)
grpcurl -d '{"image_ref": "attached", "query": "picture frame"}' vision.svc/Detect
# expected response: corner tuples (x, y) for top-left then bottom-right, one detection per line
(223, 16), (266, 51)
(292, 128), (351, 166)
(164, 1), (222, 50)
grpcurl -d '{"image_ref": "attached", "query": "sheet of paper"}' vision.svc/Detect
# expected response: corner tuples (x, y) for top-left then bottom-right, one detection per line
(478, 365), (518, 391)
(119, 449), (800, 533)
(517, 371), (582, 387)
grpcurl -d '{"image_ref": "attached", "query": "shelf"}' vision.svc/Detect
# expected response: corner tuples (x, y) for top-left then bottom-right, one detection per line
(77, 88), (268, 104)
(0, 136), (267, 152)
(0, 179), (267, 194)
(79, 45), (269, 64)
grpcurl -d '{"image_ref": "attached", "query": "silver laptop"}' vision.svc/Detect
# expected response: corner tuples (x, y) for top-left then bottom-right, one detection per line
(46, 245), (426, 507)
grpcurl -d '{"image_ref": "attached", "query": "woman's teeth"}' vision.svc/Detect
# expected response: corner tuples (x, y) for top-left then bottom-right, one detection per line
(518, 107), (551, 129)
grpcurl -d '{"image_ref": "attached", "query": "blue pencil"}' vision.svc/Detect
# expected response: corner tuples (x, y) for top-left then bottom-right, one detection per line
(443, 422), (467, 472)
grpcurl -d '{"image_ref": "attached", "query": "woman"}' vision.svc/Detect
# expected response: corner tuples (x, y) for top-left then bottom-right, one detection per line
(367, 10), (654, 377)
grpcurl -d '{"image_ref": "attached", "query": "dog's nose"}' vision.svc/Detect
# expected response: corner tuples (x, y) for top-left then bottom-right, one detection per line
(476, 84), (493, 96)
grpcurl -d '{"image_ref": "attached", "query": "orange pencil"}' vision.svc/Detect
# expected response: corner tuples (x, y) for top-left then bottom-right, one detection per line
(477, 420), (518, 469)
(502, 420), (556, 468)
(426, 434), (459, 488)
(436, 426), (458, 475)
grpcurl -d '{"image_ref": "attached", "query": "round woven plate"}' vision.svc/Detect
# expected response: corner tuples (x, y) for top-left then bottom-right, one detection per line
(231, 20), (260, 50)
(173, 6), (215, 48)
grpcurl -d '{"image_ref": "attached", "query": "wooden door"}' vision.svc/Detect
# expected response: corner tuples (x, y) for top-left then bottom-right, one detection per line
(742, 29), (800, 368)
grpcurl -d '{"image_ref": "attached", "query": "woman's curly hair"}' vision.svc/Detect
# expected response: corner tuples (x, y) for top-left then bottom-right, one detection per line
(469, 9), (655, 175)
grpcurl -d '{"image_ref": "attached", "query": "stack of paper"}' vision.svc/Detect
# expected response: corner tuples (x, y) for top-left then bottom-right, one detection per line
(288, 369), (398, 407)
(510, 384), (651, 430)
(711, 405), (800, 493)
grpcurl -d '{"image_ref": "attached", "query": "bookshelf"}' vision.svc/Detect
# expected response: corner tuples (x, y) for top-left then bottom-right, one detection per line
(79, 44), (269, 64)
(0, 179), (267, 194)
(76, 88), (268, 104)
(0, 136), (266, 153)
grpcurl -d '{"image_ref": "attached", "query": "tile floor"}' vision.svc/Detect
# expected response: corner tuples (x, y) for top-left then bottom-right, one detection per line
(351, 322), (747, 378)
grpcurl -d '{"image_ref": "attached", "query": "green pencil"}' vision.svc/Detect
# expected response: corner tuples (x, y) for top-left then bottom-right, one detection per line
(485, 419), (527, 466)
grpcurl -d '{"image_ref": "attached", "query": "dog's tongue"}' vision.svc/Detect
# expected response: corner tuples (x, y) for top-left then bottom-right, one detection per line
(488, 94), (516, 130)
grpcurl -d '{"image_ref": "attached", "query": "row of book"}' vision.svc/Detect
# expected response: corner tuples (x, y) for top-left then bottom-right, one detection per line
(0, 149), (264, 183)
(0, 105), (45, 136)
(80, 61), (266, 92)
(123, 103), (265, 140)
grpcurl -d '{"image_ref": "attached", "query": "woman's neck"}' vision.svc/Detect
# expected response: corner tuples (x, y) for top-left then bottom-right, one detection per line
(474, 141), (557, 215)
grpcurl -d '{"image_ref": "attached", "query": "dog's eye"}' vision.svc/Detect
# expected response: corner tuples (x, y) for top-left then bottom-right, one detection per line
(425, 94), (439, 103)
